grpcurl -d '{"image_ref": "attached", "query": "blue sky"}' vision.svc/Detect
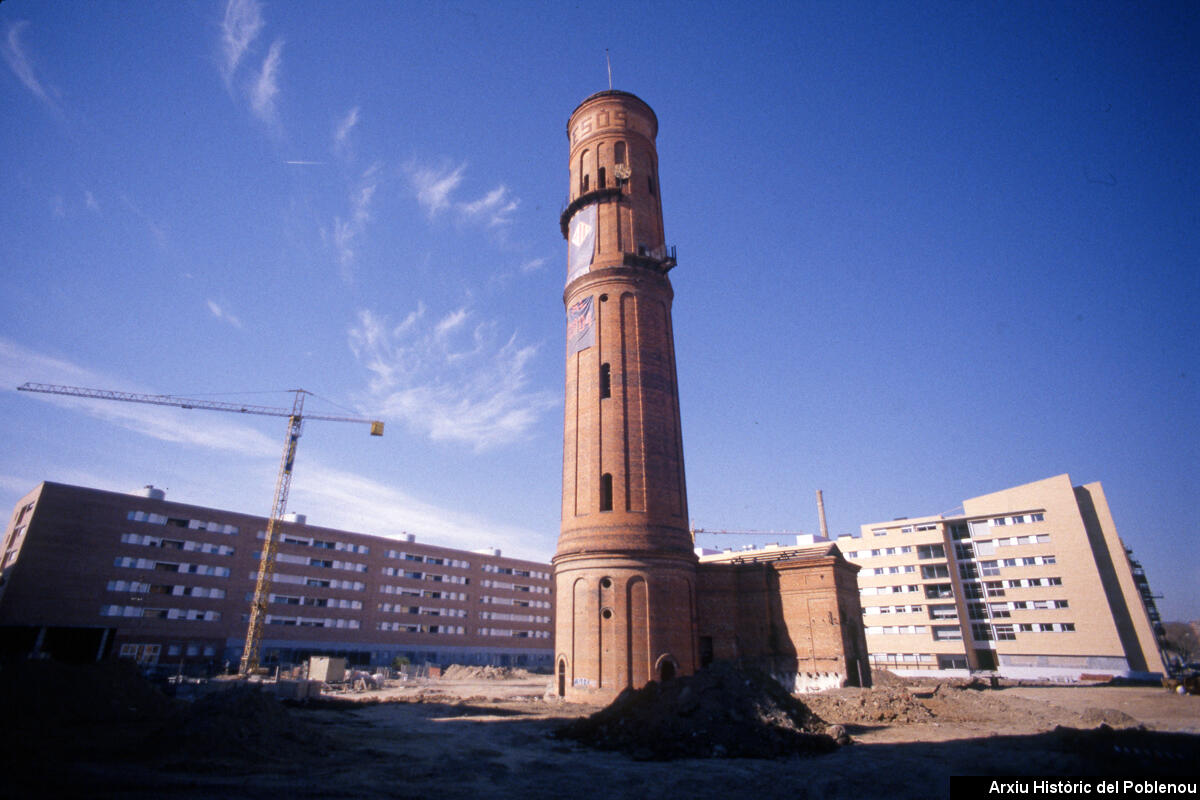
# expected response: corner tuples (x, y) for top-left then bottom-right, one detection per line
(2, 1), (1196, 621)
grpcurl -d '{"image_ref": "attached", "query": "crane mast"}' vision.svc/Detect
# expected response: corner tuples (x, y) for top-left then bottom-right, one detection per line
(16, 382), (383, 675)
(243, 390), (304, 676)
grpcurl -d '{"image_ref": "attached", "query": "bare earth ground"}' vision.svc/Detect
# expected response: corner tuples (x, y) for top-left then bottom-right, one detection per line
(4, 668), (1199, 800)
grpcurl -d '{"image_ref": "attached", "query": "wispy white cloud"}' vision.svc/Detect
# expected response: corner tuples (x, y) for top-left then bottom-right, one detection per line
(519, 257), (547, 274)
(331, 162), (382, 281)
(333, 106), (360, 156)
(206, 299), (243, 329)
(290, 464), (551, 560)
(0, 338), (276, 458)
(2, 21), (59, 112)
(1, 338), (108, 390)
(347, 306), (556, 451)
(84, 190), (100, 213)
(219, 0), (264, 87)
(406, 161), (466, 218)
(249, 38), (284, 126)
(459, 185), (520, 228)
(1, 337), (550, 559)
(404, 160), (521, 232)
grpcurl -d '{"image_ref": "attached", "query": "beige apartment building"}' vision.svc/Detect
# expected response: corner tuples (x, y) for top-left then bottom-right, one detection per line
(839, 474), (1166, 680)
(0, 482), (553, 672)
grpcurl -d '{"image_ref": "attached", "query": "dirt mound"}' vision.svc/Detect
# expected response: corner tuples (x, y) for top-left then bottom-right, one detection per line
(149, 684), (333, 763)
(1079, 706), (1141, 728)
(868, 668), (908, 686)
(803, 685), (935, 725)
(442, 664), (532, 680)
(0, 658), (179, 726)
(555, 662), (837, 760)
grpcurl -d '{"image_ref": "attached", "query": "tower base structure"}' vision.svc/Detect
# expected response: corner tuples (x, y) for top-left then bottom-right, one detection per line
(553, 549), (697, 703)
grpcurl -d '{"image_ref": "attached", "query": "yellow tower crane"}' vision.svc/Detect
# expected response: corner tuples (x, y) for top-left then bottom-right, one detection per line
(16, 382), (383, 675)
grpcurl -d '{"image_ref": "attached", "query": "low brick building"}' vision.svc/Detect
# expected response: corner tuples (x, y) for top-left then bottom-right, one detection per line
(697, 541), (871, 691)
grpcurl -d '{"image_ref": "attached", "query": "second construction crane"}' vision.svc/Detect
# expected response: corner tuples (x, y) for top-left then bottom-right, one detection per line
(16, 383), (383, 675)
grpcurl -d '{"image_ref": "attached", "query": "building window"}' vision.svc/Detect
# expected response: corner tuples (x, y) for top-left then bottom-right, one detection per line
(994, 624), (1016, 641)
(600, 363), (611, 399)
(598, 167), (606, 188)
(924, 583), (953, 599)
(916, 544), (945, 560)
(988, 603), (1011, 618)
(928, 605), (958, 620)
(920, 564), (949, 580)
(599, 473), (613, 512)
(647, 175), (656, 196)
(614, 141), (626, 164)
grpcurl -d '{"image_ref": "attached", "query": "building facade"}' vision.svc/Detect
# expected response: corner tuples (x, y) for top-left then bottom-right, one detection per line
(697, 541), (871, 691)
(839, 474), (1166, 680)
(0, 482), (553, 671)
(553, 90), (698, 702)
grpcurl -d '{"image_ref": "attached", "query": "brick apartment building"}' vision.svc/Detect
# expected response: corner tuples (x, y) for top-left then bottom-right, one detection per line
(0, 482), (553, 672)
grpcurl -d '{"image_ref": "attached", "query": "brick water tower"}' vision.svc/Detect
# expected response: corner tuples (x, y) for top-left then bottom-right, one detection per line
(553, 90), (697, 702)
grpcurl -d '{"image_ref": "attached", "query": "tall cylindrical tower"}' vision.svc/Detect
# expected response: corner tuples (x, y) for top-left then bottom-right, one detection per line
(553, 90), (697, 702)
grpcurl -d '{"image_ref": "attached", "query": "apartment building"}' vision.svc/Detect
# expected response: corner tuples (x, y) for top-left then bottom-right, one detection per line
(0, 482), (553, 671)
(839, 474), (1166, 680)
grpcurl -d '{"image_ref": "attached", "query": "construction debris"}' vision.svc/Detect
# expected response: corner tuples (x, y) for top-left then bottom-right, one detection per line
(801, 684), (934, 725)
(555, 661), (838, 760)
(149, 684), (333, 764)
(441, 664), (534, 681)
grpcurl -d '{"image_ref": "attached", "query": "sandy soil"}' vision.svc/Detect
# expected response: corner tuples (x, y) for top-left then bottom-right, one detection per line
(6, 670), (1199, 800)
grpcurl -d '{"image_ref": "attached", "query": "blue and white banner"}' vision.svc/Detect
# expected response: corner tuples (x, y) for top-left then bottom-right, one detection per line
(566, 295), (595, 355)
(567, 204), (596, 285)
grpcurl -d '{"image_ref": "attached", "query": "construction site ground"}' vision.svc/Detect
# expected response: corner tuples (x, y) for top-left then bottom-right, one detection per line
(3, 662), (1199, 799)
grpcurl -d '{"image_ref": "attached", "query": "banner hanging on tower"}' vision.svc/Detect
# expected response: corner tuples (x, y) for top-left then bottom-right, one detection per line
(567, 204), (596, 285)
(566, 295), (595, 354)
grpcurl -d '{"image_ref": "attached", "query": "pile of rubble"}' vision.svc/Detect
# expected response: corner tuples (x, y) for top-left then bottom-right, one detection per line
(149, 684), (333, 764)
(555, 662), (839, 760)
(441, 664), (533, 681)
(802, 684), (935, 725)
(0, 660), (336, 768)
(0, 658), (179, 728)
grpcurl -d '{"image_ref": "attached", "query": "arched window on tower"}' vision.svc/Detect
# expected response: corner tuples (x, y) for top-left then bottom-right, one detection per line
(598, 166), (606, 188)
(614, 141), (626, 164)
(647, 175), (656, 196)
(600, 473), (613, 512)
(580, 150), (590, 194)
(599, 363), (611, 399)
